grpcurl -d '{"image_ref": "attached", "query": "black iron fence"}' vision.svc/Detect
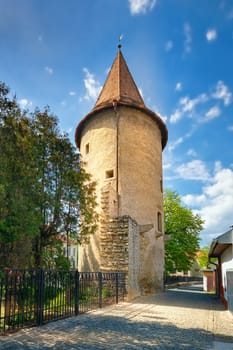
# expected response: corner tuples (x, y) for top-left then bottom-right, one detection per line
(0, 269), (126, 334)
(164, 275), (203, 286)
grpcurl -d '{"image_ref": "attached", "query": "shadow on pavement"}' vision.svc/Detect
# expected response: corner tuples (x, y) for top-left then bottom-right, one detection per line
(0, 311), (233, 350)
(135, 286), (223, 312)
(1, 285), (232, 349)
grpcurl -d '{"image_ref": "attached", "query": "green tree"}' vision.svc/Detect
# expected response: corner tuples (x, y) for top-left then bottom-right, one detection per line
(164, 190), (204, 274)
(0, 83), (40, 267)
(31, 107), (98, 267)
(0, 82), (98, 269)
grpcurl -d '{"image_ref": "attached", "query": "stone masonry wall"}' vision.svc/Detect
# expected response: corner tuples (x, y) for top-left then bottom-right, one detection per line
(100, 216), (129, 272)
(99, 215), (140, 299)
(99, 178), (141, 298)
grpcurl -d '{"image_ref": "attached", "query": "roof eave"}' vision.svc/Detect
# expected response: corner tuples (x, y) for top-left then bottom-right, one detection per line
(209, 229), (233, 257)
(75, 102), (168, 150)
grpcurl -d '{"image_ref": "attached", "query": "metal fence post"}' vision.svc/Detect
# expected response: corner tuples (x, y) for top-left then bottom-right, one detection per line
(74, 270), (79, 316)
(3, 268), (10, 331)
(98, 272), (102, 308)
(1, 269), (127, 335)
(37, 269), (44, 326)
(116, 273), (119, 304)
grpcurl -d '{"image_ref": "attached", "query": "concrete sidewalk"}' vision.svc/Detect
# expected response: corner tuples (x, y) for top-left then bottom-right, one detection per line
(0, 286), (233, 349)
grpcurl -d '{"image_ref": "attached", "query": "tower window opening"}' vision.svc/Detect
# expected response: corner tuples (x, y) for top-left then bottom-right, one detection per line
(160, 178), (163, 193)
(157, 212), (162, 232)
(105, 169), (114, 179)
(85, 143), (90, 154)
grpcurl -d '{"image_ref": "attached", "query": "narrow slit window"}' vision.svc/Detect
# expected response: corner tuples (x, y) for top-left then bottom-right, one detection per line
(85, 143), (90, 154)
(105, 169), (114, 179)
(160, 178), (163, 193)
(157, 212), (162, 232)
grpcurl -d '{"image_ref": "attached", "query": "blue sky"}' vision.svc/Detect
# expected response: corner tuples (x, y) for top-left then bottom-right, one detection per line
(1, 0), (233, 246)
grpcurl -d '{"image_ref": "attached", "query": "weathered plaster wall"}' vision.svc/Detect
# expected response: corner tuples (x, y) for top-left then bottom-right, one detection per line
(128, 217), (140, 299)
(221, 246), (233, 303)
(78, 110), (116, 273)
(78, 105), (164, 293)
(118, 107), (164, 291)
(79, 109), (117, 210)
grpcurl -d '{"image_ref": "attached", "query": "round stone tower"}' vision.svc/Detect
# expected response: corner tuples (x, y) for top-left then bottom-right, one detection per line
(75, 47), (168, 296)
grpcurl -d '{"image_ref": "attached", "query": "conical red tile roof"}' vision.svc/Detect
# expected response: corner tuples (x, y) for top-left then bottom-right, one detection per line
(94, 49), (145, 110)
(75, 48), (168, 149)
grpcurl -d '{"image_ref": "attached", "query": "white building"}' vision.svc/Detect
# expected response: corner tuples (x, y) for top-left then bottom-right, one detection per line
(209, 228), (233, 312)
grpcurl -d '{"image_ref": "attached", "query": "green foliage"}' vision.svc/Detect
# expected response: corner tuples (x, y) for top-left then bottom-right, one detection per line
(0, 82), (98, 268)
(164, 190), (204, 274)
(196, 246), (213, 269)
(41, 238), (71, 270)
(102, 286), (112, 298)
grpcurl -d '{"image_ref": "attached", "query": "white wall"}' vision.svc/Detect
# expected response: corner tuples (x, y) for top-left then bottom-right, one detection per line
(221, 246), (233, 302)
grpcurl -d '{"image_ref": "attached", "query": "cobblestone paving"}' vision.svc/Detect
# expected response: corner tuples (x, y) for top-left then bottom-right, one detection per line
(0, 285), (233, 349)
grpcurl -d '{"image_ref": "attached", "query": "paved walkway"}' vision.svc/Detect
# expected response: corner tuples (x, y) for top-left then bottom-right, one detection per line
(0, 285), (233, 349)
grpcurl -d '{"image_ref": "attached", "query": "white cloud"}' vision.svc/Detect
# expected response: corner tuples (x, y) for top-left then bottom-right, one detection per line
(175, 160), (210, 181)
(204, 106), (221, 121)
(69, 91), (76, 96)
(82, 68), (102, 101)
(44, 66), (53, 75)
(197, 168), (233, 232)
(175, 82), (182, 91)
(180, 165), (233, 245)
(214, 160), (222, 174)
(19, 98), (32, 108)
(212, 80), (232, 106)
(169, 80), (232, 124)
(128, 0), (156, 15)
(167, 136), (184, 152)
(180, 93), (208, 112)
(206, 28), (217, 42)
(182, 193), (206, 206)
(163, 163), (172, 170)
(205, 168), (233, 197)
(228, 125), (233, 131)
(184, 22), (192, 53)
(170, 93), (208, 123)
(165, 40), (173, 52)
(187, 148), (197, 157)
(170, 109), (182, 124)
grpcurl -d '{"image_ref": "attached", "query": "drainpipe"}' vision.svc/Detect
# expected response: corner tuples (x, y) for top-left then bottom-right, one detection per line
(208, 257), (220, 297)
(113, 99), (120, 216)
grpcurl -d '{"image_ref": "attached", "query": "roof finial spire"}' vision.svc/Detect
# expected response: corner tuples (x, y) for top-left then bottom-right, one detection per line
(118, 34), (123, 50)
